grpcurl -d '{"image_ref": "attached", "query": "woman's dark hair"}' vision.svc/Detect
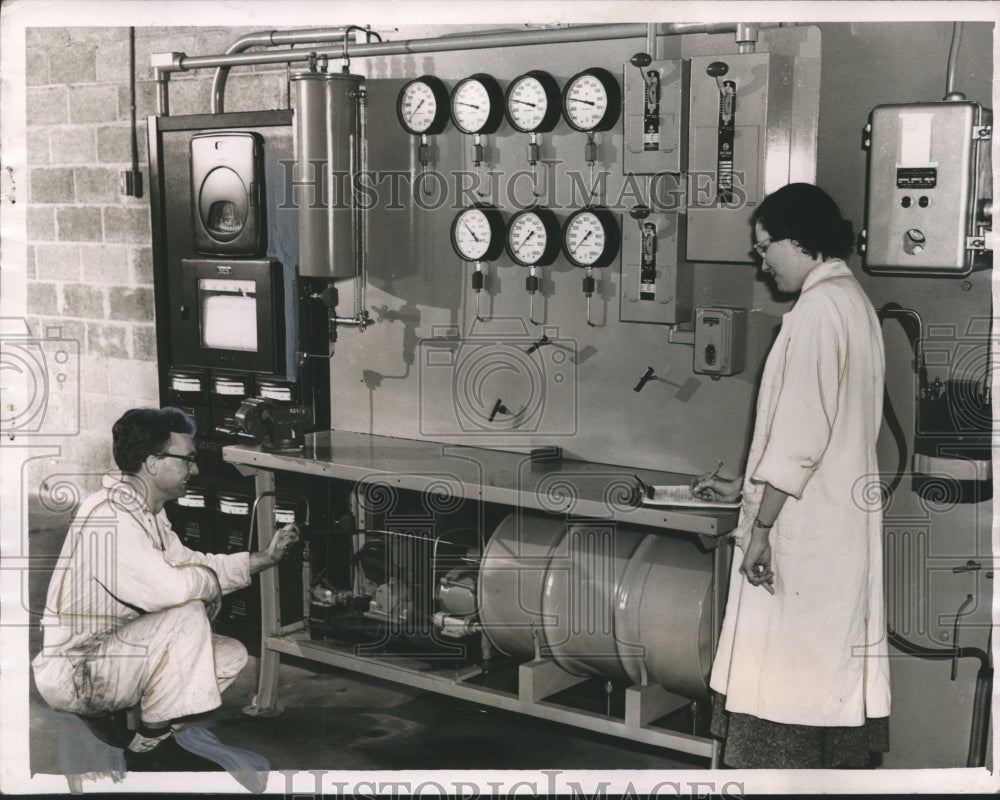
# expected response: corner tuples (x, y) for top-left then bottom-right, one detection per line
(751, 183), (855, 261)
(112, 407), (196, 473)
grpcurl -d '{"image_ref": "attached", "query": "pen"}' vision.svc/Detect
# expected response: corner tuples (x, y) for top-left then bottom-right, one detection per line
(691, 459), (724, 496)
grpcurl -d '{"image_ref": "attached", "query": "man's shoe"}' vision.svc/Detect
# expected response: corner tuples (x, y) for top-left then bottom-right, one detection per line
(124, 734), (221, 772)
(81, 709), (133, 748)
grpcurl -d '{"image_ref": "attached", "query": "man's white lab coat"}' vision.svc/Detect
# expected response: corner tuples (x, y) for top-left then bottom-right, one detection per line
(33, 474), (252, 725)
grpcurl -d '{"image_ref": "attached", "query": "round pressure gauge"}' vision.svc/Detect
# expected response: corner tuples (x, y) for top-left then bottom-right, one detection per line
(561, 68), (622, 133)
(504, 70), (562, 134)
(396, 75), (450, 135)
(506, 207), (562, 267)
(451, 204), (506, 262)
(562, 207), (620, 269)
(450, 74), (505, 135)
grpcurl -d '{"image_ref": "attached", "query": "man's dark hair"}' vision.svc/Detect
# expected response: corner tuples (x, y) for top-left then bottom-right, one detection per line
(112, 407), (196, 474)
(751, 182), (855, 261)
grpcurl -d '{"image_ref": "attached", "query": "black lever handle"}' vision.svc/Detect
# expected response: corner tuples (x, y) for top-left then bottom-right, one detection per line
(488, 398), (509, 423)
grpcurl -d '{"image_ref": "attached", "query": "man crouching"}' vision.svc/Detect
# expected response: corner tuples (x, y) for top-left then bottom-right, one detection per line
(32, 407), (299, 771)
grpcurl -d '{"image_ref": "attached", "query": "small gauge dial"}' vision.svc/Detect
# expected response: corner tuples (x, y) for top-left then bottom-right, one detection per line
(504, 70), (562, 134)
(450, 74), (505, 135)
(506, 207), (562, 267)
(397, 75), (450, 135)
(451, 204), (506, 262)
(562, 207), (620, 268)
(562, 68), (622, 133)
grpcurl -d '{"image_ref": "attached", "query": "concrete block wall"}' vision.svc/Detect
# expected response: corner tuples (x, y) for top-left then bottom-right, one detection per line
(24, 25), (289, 518)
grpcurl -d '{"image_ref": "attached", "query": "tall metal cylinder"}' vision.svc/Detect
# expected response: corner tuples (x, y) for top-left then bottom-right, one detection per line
(479, 512), (714, 699)
(292, 70), (363, 280)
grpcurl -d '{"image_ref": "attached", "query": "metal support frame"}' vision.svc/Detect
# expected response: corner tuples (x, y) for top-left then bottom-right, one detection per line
(233, 451), (734, 765)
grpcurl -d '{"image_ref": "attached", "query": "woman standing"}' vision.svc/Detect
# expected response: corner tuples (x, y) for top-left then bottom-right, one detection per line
(693, 183), (890, 768)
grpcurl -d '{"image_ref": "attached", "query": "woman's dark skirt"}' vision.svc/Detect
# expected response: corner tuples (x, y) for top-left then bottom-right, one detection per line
(711, 693), (889, 768)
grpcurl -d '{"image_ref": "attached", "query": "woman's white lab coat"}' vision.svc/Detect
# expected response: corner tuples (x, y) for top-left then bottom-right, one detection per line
(710, 259), (891, 727)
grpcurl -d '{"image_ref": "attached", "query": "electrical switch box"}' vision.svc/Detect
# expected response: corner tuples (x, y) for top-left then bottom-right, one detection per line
(624, 58), (688, 175)
(620, 210), (693, 324)
(693, 306), (746, 376)
(686, 52), (794, 263)
(862, 101), (993, 276)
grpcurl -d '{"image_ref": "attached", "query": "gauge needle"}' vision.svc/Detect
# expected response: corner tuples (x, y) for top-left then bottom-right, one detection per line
(511, 99), (537, 107)
(456, 101), (481, 109)
(463, 223), (480, 242)
(568, 97), (596, 106)
(571, 230), (592, 253)
(406, 99), (425, 121)
(515, 230), (536, 252)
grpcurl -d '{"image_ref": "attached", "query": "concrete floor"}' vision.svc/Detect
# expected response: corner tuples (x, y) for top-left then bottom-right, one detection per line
(25, 523), (708, 788)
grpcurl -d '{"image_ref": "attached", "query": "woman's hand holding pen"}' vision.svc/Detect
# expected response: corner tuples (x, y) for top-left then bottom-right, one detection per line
(691, 461), (743, 504)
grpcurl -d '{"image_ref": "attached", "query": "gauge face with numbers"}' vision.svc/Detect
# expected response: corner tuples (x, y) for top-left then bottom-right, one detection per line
(562, 207), (620, 268)
(562, 68), (622, 132)
(504, 70), (562, 134)
(450, 74), (504, 135)
(506, 207), (562, 267)
(396, 75), (450, 135)
(451, 205), (505, 262)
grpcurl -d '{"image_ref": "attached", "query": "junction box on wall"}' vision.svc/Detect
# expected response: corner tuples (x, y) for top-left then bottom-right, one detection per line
(861, 100), (993, 276)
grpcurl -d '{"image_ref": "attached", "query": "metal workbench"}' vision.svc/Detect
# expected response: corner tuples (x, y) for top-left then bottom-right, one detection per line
(224, 430), (739, 765)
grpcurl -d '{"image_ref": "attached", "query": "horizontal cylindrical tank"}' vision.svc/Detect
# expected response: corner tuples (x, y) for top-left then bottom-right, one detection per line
(479, 511), (713, 698)
(291, 70), (363, 280)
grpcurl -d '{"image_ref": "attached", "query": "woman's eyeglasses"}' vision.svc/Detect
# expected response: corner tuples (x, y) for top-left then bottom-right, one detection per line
(753, 237), (774, 257)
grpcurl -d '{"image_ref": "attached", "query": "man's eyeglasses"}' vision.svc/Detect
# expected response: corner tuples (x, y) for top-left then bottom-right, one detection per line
(155, 452), (199, 467)
(753, 237), (776, 257)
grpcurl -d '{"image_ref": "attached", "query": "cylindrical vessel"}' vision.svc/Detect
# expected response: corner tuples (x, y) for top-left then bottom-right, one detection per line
(479, 511), (714, 698)
(292, 70), (363, 280)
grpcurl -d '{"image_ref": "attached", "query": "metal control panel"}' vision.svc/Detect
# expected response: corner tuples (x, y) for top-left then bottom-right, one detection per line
(862, 101), (993, 275)
(623, 57), (688, 175)
(620, 210), (693, 324)
(693, 306), (746, 376)
(686, 52), (794, 263)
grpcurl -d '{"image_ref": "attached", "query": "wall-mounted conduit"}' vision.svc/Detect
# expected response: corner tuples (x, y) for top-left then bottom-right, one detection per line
(151, 22), (785, 116)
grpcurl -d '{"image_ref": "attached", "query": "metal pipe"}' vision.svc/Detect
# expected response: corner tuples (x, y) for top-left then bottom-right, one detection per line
(156, 22), (791, 115)
(156, 22), (776, 77)
(945, 21), (964, 99)
(212, 27), (356, 114)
